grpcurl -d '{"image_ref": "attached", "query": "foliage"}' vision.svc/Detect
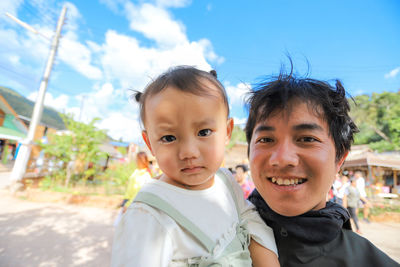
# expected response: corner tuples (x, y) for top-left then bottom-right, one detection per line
(116, 146), (128, 155)
(40, 114), (107, 186)
(350, 91), (400, 151)
(362, 200), (400, 217)
(228, 125), (247, 149)
(100, 161), (137, 195)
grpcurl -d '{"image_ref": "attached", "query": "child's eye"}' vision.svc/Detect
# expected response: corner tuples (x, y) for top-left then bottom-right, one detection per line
(160, 135), (176, 143)
(198, 129), (212, 137)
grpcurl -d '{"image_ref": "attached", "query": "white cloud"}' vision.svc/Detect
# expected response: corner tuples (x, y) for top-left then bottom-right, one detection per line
(66, 82), (141, 141)
(96, 112), (142, 143)
(8, 54), (20, 65)
(233, 117), (247, 127)
(0, 0), (23, 17)
(156, 0), (191, 8)
(125, 2), (187, 48)
(27, 92), (70, 112)
(198, 39), (224, 64)
(99, 0), (128, 13)
(384, 67), (400, 79)
(55, 2), (102, 80)
(59, 32), (103, 80)
(99, 30), (212, 90)
(1, 2), (101, 82)
(225, 82), (251, 106)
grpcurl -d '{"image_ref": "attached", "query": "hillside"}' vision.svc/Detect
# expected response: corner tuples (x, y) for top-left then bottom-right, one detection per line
(0, 86), (65, 129)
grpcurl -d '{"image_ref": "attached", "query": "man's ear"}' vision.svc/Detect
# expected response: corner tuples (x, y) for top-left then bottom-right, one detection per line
(142, 130), (154, 155)
(225, 118), (234, 145)
(336, 151), (349, 173)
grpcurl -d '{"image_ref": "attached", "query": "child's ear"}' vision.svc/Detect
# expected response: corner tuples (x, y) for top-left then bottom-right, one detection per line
(142, 130), (155, 155)
(225, 118), (234, 145)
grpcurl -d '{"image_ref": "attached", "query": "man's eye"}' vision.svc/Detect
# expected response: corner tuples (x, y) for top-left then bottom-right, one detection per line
(160, 135), (176, 143)
(298, 136), (318, 142)
(257, 137), (274, 143)
(198, 129), (212, 137)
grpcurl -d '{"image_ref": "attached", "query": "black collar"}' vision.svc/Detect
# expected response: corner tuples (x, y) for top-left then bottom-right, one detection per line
(249, 189), (352, 245)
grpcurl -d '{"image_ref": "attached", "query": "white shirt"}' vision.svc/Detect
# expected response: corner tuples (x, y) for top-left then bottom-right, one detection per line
(337, 182), (349, 199)
(356, 176), (367, 198)
(111, 170), (277, 267)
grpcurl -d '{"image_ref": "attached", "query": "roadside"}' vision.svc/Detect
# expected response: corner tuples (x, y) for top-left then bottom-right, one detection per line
(0, 191), (117, 267)
(0, 171), (11, 189)
(0, 189), (399, 266)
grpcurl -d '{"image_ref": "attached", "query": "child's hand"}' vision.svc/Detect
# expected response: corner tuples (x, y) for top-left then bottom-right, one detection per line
(249, 238), (280, 267)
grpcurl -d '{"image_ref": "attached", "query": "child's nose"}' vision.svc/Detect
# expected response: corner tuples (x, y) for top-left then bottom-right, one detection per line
(178, 139), (200, 160)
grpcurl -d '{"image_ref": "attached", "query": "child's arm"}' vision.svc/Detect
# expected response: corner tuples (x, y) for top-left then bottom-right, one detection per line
(249, 239), (280, 267)
(223, 169), (278, 258)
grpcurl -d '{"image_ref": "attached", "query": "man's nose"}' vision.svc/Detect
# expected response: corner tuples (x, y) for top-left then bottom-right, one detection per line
(178, 139), (200, 160)
(268, 140), (299, 167)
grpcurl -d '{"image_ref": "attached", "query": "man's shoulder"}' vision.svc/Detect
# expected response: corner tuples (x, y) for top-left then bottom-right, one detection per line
(340, 229), (399, 266)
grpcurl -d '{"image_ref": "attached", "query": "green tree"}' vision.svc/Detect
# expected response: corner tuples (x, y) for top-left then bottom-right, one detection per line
(228, 125), (247, 149)
(351, 91), (400, 151)
(40, 114), (107, 186)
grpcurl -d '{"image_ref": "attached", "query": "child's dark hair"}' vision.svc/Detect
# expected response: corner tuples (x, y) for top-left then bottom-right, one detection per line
(245, 70), (359, 161)
(235, 164), (248, 173)
(135, 66), (229, 125)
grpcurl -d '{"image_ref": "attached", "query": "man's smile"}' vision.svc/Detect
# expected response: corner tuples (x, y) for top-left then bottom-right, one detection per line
(267, 177), (308, 186)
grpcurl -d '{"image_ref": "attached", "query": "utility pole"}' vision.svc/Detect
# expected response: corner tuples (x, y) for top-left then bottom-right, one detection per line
(9, 6), (67, 185)
(78, 94), (87, 122)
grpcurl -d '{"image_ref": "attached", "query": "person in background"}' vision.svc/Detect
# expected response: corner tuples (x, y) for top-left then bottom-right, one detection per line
(331, 173), (342, 203)
(343, 178), (362, 234)
(121, 151), (153, 213)
(245, 66), (398, 266)
(235, 164), (255, 199)
(335, 175), (349, 206)
(355, 170), (371, 223)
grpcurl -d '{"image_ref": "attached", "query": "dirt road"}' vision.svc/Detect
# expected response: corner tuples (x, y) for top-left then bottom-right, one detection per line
(0, 190), (399, 266)
(0, 191), (117, 267)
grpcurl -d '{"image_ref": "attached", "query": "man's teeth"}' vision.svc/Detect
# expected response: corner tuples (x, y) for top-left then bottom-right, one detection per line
(270, 177), (305, 185)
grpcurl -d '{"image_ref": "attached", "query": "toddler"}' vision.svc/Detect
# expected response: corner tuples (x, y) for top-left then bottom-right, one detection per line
(111, 66), (278, 266)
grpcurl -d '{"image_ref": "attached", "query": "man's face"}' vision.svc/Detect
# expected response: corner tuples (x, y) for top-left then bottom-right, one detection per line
(249, 101), (347, 216)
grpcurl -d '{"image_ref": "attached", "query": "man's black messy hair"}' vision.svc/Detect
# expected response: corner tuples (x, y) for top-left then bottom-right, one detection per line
(245, 62), (359, 161)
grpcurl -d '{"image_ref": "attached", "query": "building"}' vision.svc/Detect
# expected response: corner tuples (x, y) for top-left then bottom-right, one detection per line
(342, 145), (400, 194)
(0, 94), (28, 164)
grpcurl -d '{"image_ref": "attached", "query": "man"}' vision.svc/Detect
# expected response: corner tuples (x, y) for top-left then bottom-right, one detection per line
(335, 175), (349, 206)
(246, 71), (398, 266)
(354, 170), (371, 223)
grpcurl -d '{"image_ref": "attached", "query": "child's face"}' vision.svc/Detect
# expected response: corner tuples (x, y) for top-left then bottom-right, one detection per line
(142, 84), (233, 190)
(248, 101), (347, 216)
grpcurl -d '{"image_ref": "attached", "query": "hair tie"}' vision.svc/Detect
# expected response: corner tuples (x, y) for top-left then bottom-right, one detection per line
(210, 70), (217, 78)
(135, 92), (142, 102)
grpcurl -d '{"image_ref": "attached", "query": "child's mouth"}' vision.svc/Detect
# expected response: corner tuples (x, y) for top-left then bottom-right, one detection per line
(181, 166), (204, 173)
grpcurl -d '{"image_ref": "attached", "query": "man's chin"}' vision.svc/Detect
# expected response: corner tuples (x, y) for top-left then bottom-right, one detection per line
(268, 201), (310, 217)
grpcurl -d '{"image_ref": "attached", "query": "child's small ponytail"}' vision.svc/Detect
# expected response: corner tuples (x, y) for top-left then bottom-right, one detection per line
(210, 70), (217, 78)
(134, 91), (142, 103)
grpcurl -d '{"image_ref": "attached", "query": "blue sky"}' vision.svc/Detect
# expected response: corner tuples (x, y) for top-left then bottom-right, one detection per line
(0, 0), (399, 143)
